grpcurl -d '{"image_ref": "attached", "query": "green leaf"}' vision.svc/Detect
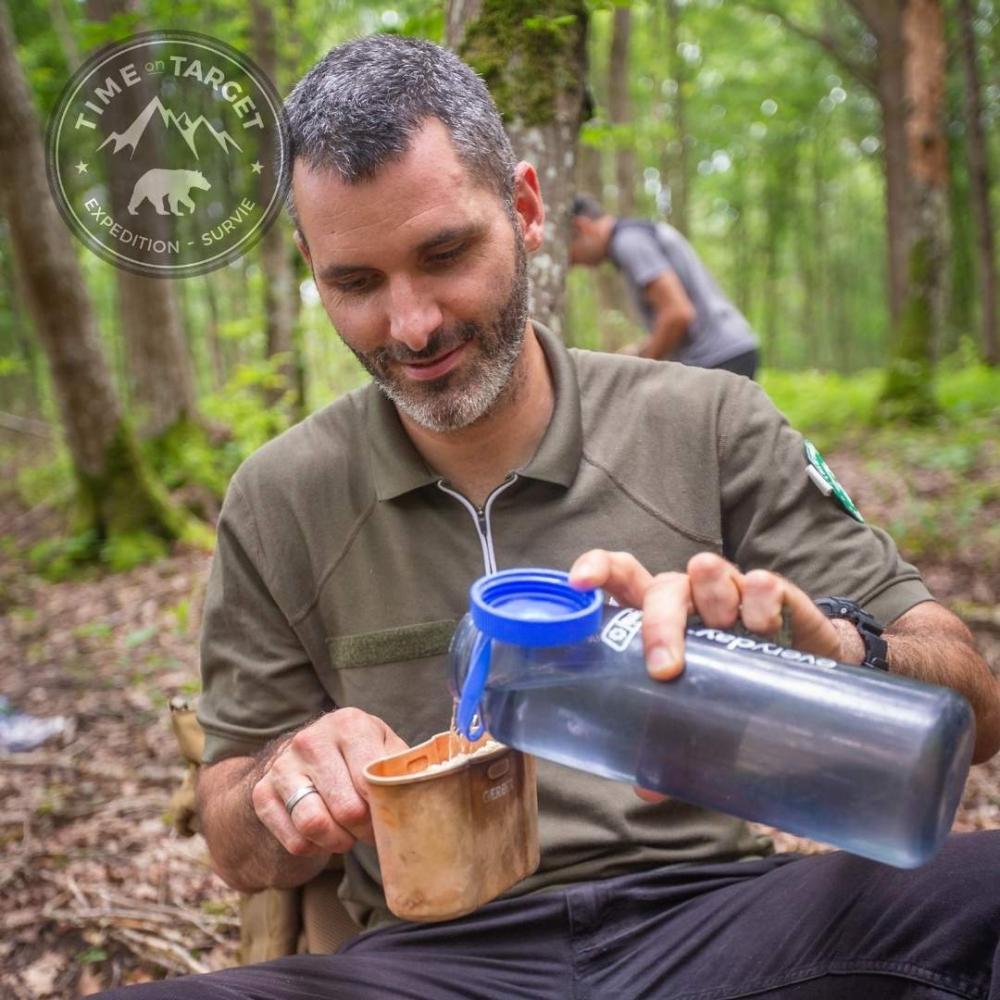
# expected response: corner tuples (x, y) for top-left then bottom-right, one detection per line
(125, 625), (158, 649)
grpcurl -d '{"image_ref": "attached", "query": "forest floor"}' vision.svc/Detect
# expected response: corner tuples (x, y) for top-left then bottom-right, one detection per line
(1, 439), (998, 998)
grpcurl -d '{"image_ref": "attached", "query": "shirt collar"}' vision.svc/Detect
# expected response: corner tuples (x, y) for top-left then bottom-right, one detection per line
(367, 320), (583, 501)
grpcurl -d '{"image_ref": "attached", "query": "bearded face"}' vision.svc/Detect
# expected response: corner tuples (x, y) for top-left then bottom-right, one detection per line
(347, 229), (530, 432)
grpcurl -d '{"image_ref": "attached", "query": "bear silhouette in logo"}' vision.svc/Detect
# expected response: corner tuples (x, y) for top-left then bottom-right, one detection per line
(128, 168), (211, 216)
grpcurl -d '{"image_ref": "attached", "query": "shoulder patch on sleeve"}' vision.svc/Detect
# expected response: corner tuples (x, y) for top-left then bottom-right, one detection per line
(804, 440), (864, 523)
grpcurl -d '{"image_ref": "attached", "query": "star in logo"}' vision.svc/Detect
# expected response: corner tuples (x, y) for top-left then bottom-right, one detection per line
(251, 161), (263, 174)
(75, 161), (89, 174)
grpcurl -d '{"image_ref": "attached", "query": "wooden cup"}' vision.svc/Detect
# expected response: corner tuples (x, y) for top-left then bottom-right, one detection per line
(364, 732), (539, 922)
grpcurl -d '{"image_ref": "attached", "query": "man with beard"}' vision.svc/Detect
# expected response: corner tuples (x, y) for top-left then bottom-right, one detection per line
(97, 33), (1000, 1000)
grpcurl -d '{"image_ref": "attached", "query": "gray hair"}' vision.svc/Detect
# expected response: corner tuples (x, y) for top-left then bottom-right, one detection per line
(283, 34), (517, 232)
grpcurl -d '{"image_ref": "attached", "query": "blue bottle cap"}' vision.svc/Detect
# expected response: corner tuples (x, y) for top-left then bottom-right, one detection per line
(470, 568), (604, 647)
(456, 569), (603, 741)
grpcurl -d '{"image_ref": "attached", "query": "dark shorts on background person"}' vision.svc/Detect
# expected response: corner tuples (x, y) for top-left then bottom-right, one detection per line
(713, 348), (759, 380)
(94, 831), (1000, 999)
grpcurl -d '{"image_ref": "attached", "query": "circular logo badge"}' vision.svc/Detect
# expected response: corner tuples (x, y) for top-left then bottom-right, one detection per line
(46, 30), (290, 278)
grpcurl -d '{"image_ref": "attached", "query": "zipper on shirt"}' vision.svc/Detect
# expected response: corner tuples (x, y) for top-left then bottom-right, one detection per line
(437, 472), (518, 575)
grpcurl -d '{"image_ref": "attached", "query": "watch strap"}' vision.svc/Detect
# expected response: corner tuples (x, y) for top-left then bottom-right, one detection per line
(815, 596), (889, 671)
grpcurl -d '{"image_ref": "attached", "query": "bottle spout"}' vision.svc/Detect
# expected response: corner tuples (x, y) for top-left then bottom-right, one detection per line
(455, 633), (491, 741)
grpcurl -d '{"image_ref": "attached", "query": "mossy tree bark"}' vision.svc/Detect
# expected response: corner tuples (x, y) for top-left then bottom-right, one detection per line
(447, 0), (589, 338)
(574, 142), (632, 351)
(0, 0), (198, 545)
(877, 0), (948, 421)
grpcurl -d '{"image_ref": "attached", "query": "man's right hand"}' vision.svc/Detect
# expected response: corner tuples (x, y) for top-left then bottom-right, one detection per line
(251, 708), (408, 858)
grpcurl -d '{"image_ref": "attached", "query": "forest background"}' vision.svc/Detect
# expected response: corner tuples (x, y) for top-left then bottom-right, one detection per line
(0, 0), (998, 997)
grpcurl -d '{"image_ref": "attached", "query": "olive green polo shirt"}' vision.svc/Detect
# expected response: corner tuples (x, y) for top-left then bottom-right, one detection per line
(198, 322), (931, 930)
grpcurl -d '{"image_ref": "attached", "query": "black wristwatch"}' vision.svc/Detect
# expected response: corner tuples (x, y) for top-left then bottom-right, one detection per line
(814, 597), (889, 671)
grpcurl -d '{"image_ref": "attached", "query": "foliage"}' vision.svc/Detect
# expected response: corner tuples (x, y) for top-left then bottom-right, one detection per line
(26, 524), (171, 580)
(17, 454), (75, 510)
(144, 420), (233, 499)
(765, 361), (1000, 564)
(576, 0), (1000, 369)
(200, 357), (297, 456)
(150, 353), (300, 500)
(101, 532), (170, 574)
(761, 367), (882, 447)
(763, 357), (1000, 445)
(27, 530), (101, 582)
(11, 350), (313, 578)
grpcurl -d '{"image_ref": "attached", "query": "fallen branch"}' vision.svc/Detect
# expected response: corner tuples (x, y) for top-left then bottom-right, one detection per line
(99, 891), (239, 940)
(0, 411), (51, 438)
(0, 753), (181, 785)
(92, 893), (240, 944)
(107, 925), (211, 976)
(64, 872), (90, 911)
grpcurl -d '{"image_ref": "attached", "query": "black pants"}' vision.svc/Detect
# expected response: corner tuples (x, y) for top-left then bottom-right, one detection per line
(95, 832), (1000, 999)
(712, 348), (760, 380)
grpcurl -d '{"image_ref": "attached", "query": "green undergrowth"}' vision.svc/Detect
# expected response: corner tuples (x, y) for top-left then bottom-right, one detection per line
(154, 356), (297, 498)
(13, 358), (998, 580)
(763, 361), (1000, 566)
(17, 358), (296, 580)
(27, 529), (170, 581)
(761, 359), (999, 448)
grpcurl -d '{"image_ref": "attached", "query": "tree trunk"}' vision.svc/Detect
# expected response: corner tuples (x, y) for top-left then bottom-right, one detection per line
(811, 132), (830, 369)
(84, 0), (199, 440)
(202, 276), (227, 389)
(879, 0), (948, 419)
(875, 28), (910, 331)
(608, 5), (635, 217)
(955, 0), (998, 365)
(727, 170), (753, 322)
(448, 0), (589, 337)
(49, 0), (80, 72)
(847, 1), (911, 330)
(0, 0), (195, 543)
(665, 0), (690, 235)
(117, 273), (198, 436)
(575, 141), (632, 350)
(251, 0), (303, 416)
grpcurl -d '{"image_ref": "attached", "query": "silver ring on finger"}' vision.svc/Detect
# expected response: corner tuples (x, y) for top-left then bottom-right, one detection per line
(284, 783), (319, 816)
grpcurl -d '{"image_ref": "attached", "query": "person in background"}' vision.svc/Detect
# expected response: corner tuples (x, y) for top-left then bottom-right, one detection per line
(569, 193), (760, 378)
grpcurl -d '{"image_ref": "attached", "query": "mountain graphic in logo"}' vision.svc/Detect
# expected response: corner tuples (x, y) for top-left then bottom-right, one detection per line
(97, 96), (242, 160)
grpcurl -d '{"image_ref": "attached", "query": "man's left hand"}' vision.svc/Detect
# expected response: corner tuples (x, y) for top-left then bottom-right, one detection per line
(568, 550), (853, 682)
(568, 549), (855, 803)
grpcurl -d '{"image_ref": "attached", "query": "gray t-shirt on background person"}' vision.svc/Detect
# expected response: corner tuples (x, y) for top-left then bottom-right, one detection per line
(608, 219), (759, 369)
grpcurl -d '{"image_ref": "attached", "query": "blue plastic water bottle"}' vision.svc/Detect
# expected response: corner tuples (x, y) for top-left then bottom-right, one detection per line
(451, 568), (974, 868)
